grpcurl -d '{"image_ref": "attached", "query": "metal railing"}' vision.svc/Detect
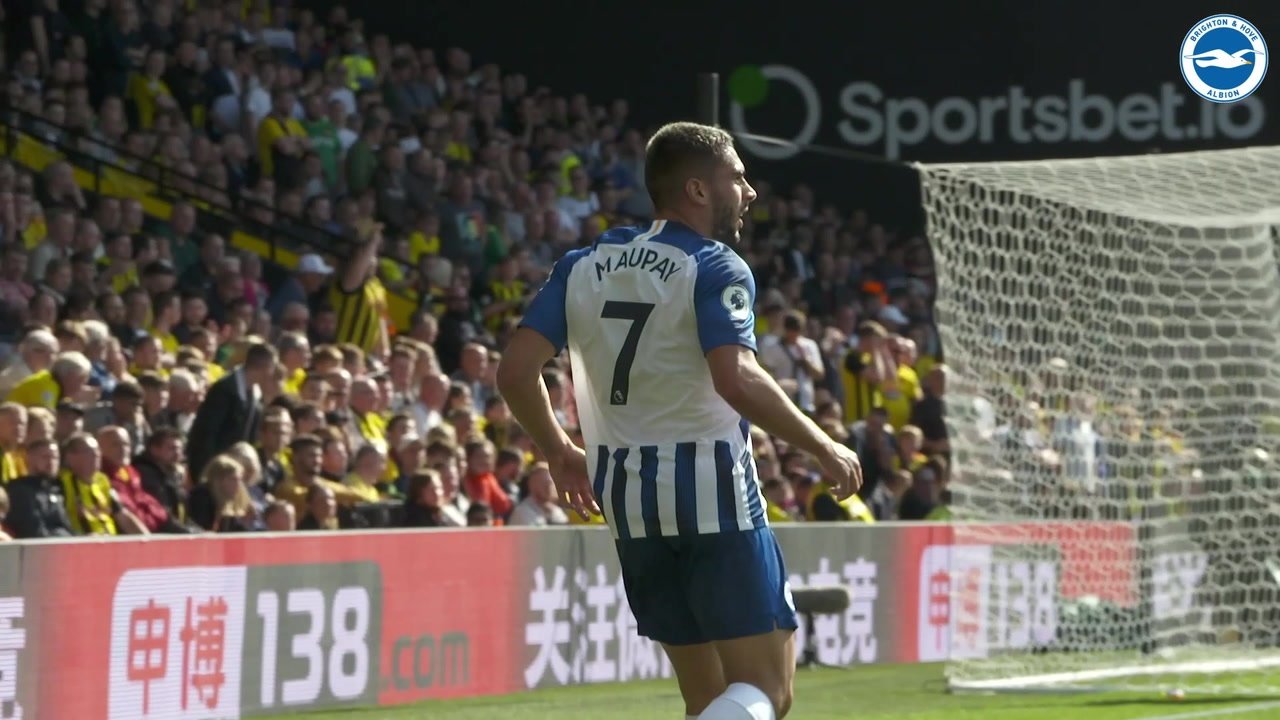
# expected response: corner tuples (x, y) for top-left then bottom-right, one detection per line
(0, 106), (419, 296)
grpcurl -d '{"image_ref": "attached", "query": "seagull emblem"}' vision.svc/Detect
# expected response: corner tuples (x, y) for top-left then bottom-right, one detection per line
(1184, 48), (1265, 69)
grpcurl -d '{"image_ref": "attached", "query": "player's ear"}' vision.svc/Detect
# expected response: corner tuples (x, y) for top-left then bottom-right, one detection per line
(685, 177), (709, 206)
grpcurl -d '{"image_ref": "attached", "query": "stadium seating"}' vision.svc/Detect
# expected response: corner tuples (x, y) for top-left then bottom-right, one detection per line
(0, 0), (960, 538)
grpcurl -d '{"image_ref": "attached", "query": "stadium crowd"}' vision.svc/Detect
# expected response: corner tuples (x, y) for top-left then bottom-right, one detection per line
(0, 0), (974, 540)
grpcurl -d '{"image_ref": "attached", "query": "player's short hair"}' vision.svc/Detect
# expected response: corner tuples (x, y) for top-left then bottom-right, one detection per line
(644, 121), (735, 211)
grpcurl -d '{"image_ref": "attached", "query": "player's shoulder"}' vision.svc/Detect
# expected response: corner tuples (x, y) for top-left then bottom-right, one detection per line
(687, 237), (751, 289)
(548, 245), (594, 278)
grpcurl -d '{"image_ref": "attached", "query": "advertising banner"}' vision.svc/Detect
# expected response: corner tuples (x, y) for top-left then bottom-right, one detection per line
(4, 521), (1139, 717)
(22, 530), (526, 718)
(0, 544), (29, 720)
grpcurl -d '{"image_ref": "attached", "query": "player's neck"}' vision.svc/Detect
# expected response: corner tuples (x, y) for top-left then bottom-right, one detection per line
(653, 210), (712, 239)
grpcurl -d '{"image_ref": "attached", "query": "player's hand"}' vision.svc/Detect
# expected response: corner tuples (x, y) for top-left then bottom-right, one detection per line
(817, 442), (863, 501)
(547, 442), (598, 520)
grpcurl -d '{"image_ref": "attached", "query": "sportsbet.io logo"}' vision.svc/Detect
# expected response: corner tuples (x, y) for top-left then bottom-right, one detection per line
(728, 57), (1268, 161)
(727, 64), (819, 160)
(1180, 15), (1268, 103)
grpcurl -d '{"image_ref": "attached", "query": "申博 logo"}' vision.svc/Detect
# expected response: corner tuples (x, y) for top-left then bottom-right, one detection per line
(1180, 15), (1268, 103)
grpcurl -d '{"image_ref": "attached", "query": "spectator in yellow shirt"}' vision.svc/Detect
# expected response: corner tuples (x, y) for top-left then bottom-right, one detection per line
(59, 433), (148, 535)
(843, 322), (890, 424)
(762, 476), (800, 523)
(128, 335), (168, 379)
(345, 444), (388, 503)
(378, 237), (415, 294)
(274, 435), (364, 519)
(349, 377), (388, 450)
(6, 351), (93, 410)
(443, 111), (474, 164)
(333, 30), (377, 90)
(276, 332), (310, 396)
(127, 49), (178, 129)
(893, 425), (928, 475)
(0, 329), (57, 401)
(149, 290), (182, 354)
(98, 234), (139, 294)
(257, 88), (310, 184)
(882, 336), (923, 431)
(0, 404), (28, 484)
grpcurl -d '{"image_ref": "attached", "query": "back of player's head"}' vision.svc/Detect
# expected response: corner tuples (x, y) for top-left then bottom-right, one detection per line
(644, 122), (735, 211)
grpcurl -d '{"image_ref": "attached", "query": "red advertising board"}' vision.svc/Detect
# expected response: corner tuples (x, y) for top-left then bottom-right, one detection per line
(0, 520), (1137, 718)
(24, 529), (527, 719)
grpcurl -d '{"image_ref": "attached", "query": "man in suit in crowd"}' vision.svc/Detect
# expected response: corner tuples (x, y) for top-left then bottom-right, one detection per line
(187, 343), (278, 478)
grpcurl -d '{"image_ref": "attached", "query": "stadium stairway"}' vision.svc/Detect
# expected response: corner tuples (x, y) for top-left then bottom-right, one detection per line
(0, 109), (418, 330)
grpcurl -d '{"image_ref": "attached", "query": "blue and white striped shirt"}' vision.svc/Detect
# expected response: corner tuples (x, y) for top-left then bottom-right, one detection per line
(522, 220), (767, 539)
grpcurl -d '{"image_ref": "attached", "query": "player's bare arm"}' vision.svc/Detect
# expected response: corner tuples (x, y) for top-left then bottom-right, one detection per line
(706, 344), (862, 500)
(496, 327), (598, 518)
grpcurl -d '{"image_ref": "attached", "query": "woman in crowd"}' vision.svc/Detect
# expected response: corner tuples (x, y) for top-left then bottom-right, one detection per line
(188, 454), (255, 532)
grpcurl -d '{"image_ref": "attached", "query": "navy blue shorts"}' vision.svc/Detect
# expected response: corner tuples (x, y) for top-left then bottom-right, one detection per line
(614, 527), (798, 646)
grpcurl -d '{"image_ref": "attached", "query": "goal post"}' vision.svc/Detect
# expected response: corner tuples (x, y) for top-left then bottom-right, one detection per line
(916, 147), (1280, 694)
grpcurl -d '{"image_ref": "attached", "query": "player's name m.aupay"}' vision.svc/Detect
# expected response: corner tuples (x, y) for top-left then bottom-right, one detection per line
(595, 248), (683, 283)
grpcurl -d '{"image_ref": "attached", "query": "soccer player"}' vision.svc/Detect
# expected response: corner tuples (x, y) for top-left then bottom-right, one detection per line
(497, 122), (862, 720)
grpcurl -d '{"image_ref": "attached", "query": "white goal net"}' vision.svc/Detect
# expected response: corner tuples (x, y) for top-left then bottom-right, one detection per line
(918, 146), (1280, 694)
